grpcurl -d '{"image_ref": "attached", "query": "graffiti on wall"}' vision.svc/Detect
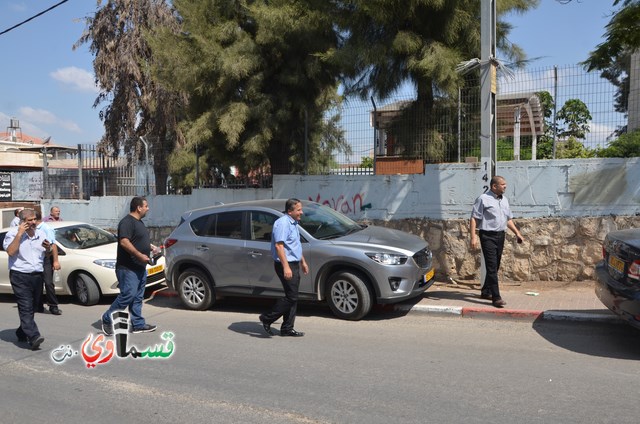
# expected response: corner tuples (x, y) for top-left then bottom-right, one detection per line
(308, 193), (371, 215)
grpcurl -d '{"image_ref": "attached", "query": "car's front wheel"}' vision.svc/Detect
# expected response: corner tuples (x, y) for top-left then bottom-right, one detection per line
(177, 268), (214, 311)
(74, 273), (101, 306)
(325, 271), (373, 320)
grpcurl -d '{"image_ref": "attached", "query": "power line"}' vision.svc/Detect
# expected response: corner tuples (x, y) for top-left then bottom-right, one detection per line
(0, 0), (70, 37)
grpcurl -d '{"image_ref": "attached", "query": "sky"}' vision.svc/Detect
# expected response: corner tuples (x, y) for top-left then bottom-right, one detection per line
(0, 0), (621, 148)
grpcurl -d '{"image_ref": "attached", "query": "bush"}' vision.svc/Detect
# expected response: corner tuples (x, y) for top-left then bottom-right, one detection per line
(596, 129), (640, 158)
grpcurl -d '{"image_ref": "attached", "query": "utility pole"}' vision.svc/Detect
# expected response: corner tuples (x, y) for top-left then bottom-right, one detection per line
(480, 0), (497, 192)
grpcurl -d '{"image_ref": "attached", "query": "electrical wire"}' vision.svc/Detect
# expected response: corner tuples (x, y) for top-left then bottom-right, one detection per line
(0, 0), (70, 37)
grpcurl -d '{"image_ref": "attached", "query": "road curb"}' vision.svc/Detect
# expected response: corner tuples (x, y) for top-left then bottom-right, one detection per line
(151, 288), (622, 324)
(150, 288), (178, 298)
(397, 303), (622, 324)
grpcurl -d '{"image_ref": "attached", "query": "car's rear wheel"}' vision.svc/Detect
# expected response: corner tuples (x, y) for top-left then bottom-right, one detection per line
(325, 271), (373, 320)
(177, 268), (214, 311)
(74, 273), (100, 306)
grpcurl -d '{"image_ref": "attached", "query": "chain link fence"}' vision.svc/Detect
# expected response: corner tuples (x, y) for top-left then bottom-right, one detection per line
(39, 62), (636, 194)
(323, 63), (630, 173)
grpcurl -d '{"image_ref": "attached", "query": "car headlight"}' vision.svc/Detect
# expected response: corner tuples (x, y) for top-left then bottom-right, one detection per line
(365, 252), (408, 265)
(94, 259), (117, 269)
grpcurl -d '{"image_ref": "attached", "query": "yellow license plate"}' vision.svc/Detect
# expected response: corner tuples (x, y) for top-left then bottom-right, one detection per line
(608, 255), (625, 273)
(424, 268), (435, 282)
(148, 264), (164, 275)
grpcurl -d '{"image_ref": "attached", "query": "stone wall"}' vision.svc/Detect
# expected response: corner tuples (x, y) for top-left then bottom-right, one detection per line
(366, 215), (640, 282)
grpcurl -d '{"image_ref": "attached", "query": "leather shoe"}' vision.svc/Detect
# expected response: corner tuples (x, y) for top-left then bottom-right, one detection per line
(29, 335), (44, 350)
(480, 293), (492, 300)
(492, 299), (507, 308)
(259, 315), (273, 336)
(280, 329), (304, 337)
(50, 306), (62, 315)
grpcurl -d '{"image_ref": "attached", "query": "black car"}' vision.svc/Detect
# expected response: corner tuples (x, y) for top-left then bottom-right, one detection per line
(595, 228), (640, 330)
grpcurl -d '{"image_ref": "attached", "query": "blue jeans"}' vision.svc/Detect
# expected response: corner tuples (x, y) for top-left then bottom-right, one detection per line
(102, 267), (147, 329)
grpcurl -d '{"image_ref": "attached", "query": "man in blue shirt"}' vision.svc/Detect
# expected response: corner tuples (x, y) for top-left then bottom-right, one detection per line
(259, 198), (309, 337)
(470, 176), (524, 308)
(3, 209), (48, 350)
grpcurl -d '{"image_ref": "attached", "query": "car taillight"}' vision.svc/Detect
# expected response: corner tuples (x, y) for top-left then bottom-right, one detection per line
(629, 260), (640, 281)
(164, 238), (178, 249)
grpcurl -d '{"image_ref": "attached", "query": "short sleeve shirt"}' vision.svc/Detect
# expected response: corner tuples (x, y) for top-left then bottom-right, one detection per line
(37, 222), (56, 243)
(270, 214), (302, 262)
(471, 190), (512, 232)
(116, 214), (150, 271)
(3, 227), (48, 273)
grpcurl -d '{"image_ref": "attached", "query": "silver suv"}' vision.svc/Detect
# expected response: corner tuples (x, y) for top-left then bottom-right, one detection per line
(163, 200), (434, 320)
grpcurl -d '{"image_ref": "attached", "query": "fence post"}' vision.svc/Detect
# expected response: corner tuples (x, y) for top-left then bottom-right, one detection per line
(77, 144), (83, 200)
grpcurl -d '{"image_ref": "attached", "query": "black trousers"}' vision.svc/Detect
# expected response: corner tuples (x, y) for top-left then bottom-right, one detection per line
(41, 255), (59, 308)
(10, 271), (43, 340)
(479, 230), (506, 300)
(262, 261), (300, 332)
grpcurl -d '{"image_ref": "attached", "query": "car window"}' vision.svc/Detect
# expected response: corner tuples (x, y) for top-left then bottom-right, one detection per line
(250, 211), (277, 242)
(215, 212), (243, 239)
(300, 203), (363, 240)
(191, 212), (243, 239)
(190, 214), (215, 236)
(55, 224), (117, 249)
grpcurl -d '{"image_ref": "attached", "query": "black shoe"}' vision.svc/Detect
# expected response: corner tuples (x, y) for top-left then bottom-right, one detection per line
(480, 293), (492, 300)
(102, 320), (114, 336)
(280, 329), (304, 337)
(15, 329), (27, 342)
(36, 306), (45, 313)
(492, 299), (507, 308)
(29, 335), (44, 350)
(131, 324), (157, 333)
(259, 315), (274, 336)
(49, 306), (62, 315)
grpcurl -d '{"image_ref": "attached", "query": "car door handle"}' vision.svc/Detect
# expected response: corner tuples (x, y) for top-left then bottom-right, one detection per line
(196, 245), (209, 251)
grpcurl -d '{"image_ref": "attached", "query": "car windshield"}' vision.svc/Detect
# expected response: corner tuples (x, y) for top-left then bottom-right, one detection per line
(55, 224), (117, 249)
(299, 203), (363, 240)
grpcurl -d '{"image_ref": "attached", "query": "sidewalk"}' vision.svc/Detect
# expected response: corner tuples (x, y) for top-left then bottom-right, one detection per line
(395, 279), (621, 323)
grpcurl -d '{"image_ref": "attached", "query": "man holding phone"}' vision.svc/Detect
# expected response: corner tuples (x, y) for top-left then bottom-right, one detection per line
(3, 209), (48, 350)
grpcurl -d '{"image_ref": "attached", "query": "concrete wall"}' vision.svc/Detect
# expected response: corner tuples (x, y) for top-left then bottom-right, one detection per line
(40, 158), (640, 282)
(274, 158), (640, 220)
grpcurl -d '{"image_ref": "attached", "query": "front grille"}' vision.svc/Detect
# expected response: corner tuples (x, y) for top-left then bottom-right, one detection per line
(413, 247), (433, 269)
(147, 271), (166, 285)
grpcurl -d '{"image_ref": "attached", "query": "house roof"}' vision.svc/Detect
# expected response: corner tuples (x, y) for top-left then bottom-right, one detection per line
(370, 93), (545, 138)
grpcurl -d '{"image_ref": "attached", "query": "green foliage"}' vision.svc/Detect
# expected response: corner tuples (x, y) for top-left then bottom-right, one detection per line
(148, 0), (348, 176)
(555, 137), (596, 159)
(360, 157), (373, 168)
(535, 94), (594, 159)
(557, 99), (592, 140)
(330, 0), (538, 163)
(581, 0), (640, 114)
(596, 129), (640, 157)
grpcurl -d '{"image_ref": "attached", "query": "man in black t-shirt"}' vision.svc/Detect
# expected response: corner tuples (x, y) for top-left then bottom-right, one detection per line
(101, 197), (158, 335)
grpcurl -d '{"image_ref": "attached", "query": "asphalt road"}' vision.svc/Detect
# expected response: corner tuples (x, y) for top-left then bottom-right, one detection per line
(0, 293), (639, 424)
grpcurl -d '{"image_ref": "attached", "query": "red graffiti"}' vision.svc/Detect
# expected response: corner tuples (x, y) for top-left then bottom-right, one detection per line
(309, 193), (365, 215)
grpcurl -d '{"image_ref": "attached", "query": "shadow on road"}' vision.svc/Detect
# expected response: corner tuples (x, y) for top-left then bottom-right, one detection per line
(532, 317), (640, 360)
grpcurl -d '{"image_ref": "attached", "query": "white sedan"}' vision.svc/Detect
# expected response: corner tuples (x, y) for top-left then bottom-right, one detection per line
(0, 221), (165, 305)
